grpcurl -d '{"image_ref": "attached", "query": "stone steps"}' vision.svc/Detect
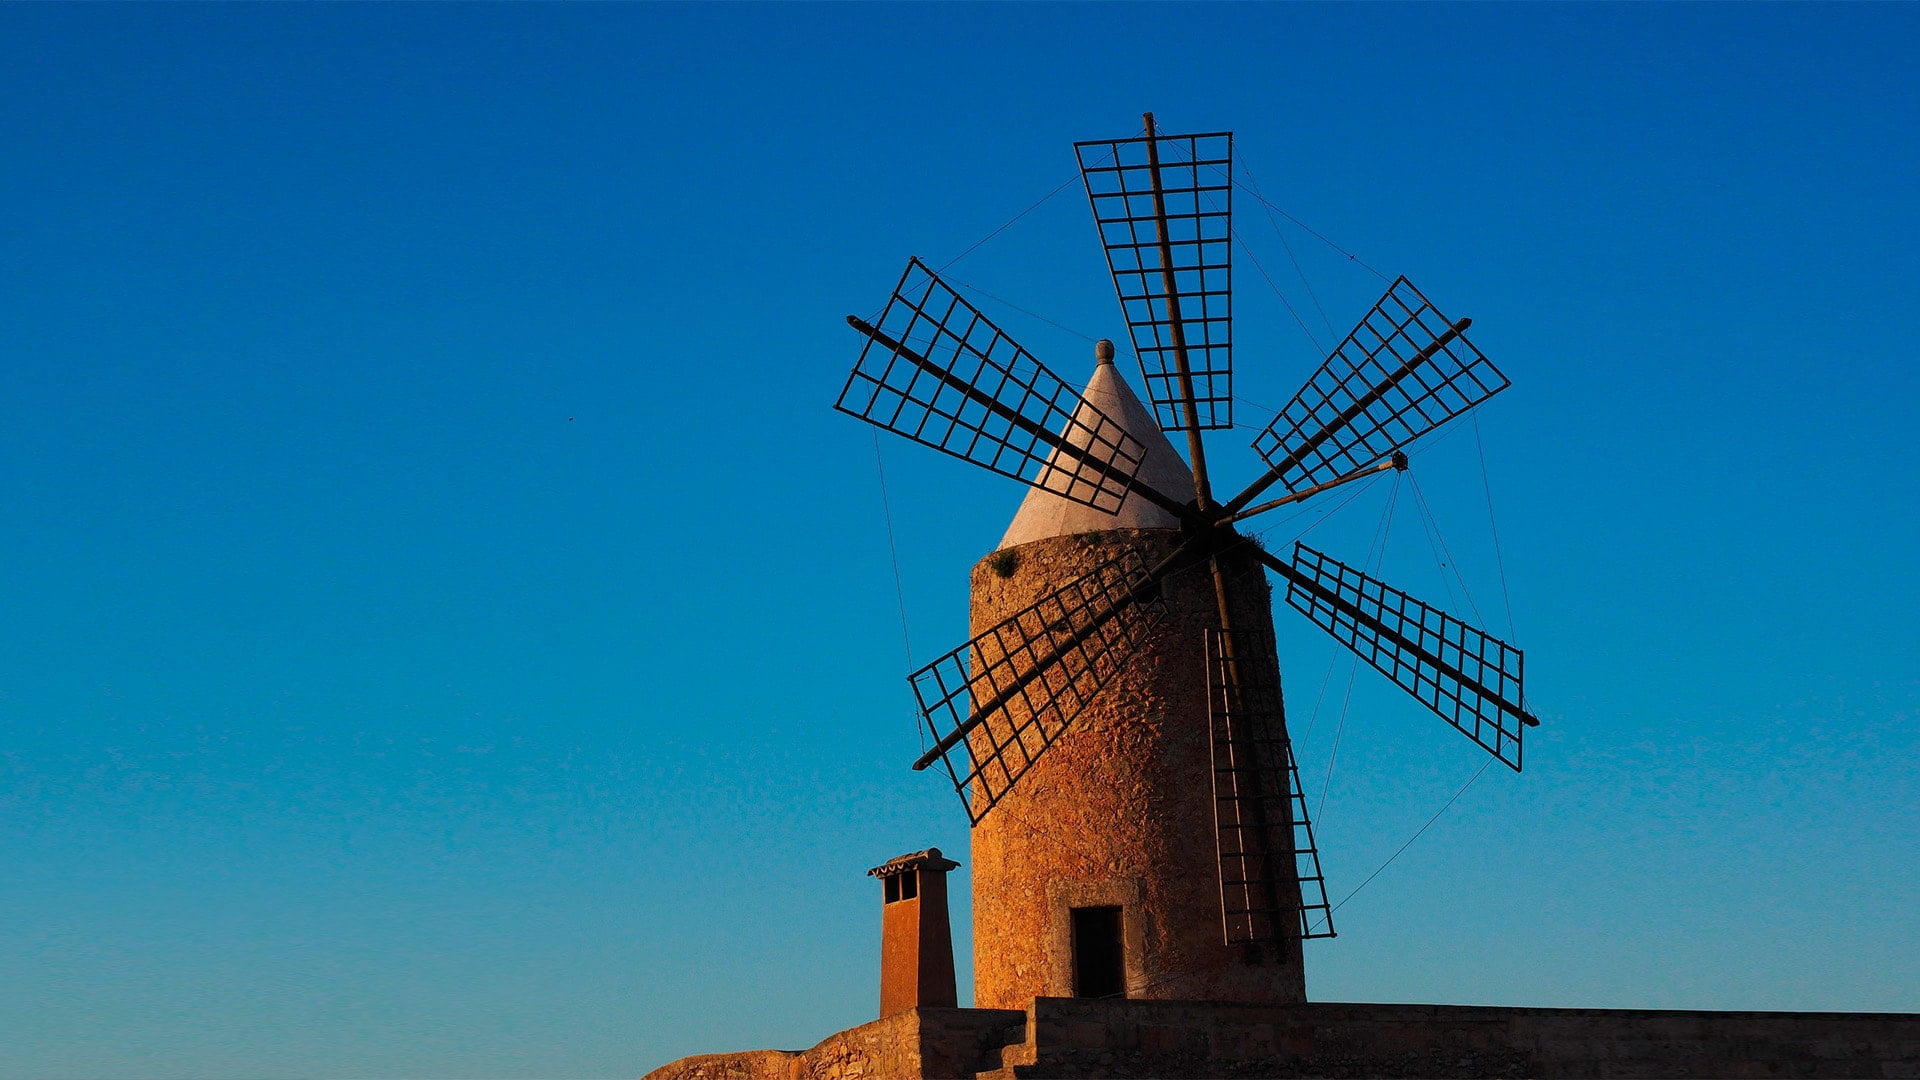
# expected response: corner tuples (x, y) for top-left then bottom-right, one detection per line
(969, 1017), (1036, 1079)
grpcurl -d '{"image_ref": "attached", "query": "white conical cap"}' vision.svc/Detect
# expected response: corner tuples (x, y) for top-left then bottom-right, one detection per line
(998, 342), (1195, 549)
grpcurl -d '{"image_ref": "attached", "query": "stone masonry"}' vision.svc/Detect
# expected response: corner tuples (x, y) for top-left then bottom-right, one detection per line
(642, 998), (1920, 1079)
(968, 527), (1308, 1009)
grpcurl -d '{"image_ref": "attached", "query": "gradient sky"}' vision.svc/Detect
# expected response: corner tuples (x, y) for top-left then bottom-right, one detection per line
(2, 4), (1916, 1078)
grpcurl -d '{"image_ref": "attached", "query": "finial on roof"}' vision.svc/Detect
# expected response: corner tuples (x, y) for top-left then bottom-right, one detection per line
(1095, 339), (1115, 365)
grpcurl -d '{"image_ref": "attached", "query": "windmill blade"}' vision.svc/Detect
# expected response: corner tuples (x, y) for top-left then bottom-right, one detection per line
(909, 549), (1168, 824)
(1264, 542), (1536, 771)
(1205, 627), (1334, 946)
(1234, 277), (1509, 511)
(838, 258), (1192, 521)
(1075, 123), (1234, 434)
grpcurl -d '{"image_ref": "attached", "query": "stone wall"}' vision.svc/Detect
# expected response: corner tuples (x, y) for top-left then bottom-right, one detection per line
(969, 529), (1307, 1010)
(641, 1007), (1026, 1080)
(992, 996), (1920, 1079)
(639, 1048), (797, 1080)
(644, 998), (1920, 1079)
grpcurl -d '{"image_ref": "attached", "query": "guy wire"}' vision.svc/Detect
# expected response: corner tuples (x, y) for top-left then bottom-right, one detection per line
(1475, 412), (1518, 641)
(1308, 756), (1493, 935)
(1232, 181), (1392, 284)
(1235, 233), (1326, 355)
(1407, 471), (1488, 630)
(938, 164), (1093, 275)
(1313, 470), (1402, 825)
(945, 275), (1101, 344)
(1235, 149), (1338, 340)
(1170, 139), (1332, 357)
(870, 432), (921, 749)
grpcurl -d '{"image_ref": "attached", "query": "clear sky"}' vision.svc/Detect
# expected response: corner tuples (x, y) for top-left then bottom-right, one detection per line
(2, 4), (1916, 1078)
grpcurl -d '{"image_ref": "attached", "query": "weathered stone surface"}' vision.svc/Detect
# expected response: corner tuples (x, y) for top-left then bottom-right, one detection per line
(970, 528), (1308, 1009)
(644, 998), (1920, 1079)
(641, 1007), (1026, 1080)
(995, 997), (1920, 1079)
(639, 1048), (796, 1080)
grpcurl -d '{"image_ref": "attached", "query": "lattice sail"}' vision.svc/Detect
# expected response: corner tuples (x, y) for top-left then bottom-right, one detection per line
(1251, 277), (1509, 494)
(837, 258), (1152, 513)
(1275, 542), (1532, 770)
(1075, 128), (1233, 433)
(1206, 628), (1333, 945)
(911, 550), (1166, 824)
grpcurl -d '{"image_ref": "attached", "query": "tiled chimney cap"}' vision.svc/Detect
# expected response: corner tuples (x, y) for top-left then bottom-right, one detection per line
(867, 847), (961, 878)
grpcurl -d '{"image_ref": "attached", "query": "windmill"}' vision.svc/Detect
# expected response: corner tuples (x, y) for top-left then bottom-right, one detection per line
(835, 115), (1537, 1007)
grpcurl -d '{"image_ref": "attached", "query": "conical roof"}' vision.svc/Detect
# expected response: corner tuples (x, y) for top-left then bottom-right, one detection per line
(998, 346), (1195, 549)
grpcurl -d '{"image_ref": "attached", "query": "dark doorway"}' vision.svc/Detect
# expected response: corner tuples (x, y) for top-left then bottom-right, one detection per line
(1070, 906), (1125, 999)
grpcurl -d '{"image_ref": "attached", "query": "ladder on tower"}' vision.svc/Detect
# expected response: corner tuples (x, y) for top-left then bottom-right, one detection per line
(1206, 628), (1334, 946)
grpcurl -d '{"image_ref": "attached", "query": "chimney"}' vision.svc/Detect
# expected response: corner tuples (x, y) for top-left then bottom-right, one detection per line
(867, 848), (961, 1016)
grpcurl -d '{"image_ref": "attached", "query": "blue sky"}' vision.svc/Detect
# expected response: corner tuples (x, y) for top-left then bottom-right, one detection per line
(2, 4), (1916, 1077)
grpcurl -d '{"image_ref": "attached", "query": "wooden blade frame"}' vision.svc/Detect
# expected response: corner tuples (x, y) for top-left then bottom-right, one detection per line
(909, 549), (1169, 824)
(1237, 277), (1510, 509)
(837, 259), (1191, 521)
(1265, 542), (1535, 770)
(1206, 627), (1334, 946)
(1076, 124), (1233, 434)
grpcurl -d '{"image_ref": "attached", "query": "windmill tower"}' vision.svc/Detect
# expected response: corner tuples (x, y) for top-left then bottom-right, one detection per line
(967, 339), (1312, 1007)
(837, 116), (1537, 1010)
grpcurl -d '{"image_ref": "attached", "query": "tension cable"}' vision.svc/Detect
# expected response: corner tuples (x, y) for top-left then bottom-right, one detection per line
(1235, 150), (1338, 341)
(1307, 756), (1494, 935)
(1173, 140), (1335, 358)
(1231, 181), (1392, 285)
(1235, 233), (1327, 355)
(945, 275), (1101, 345)
(1313, 470), (1402, 824)
(1407, 471), (1489, 631)
(870, 433), (922, 751)
(938, 162), (1095, 274)
(1475, 412), (1518, 640)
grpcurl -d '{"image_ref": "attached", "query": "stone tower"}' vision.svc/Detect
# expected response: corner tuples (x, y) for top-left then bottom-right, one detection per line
(969, 345), (1308, 1010)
